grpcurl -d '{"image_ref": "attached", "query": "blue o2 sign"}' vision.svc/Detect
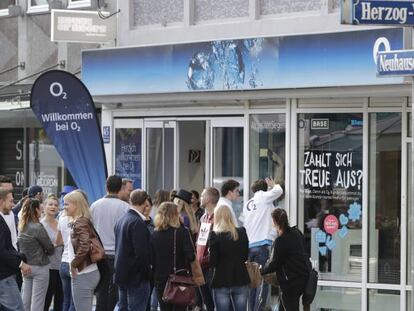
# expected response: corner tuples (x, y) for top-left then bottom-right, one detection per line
(31, 70), (107, 203)
(341, 0), (414, 26)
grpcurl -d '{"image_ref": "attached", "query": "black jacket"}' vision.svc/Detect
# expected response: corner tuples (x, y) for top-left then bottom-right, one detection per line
(0, 216), (25, 280)
(208, 227), (250, 288)
(262, 226), (309, 290)
(114, 209), (151, 286)
(151, 226), (195, 286)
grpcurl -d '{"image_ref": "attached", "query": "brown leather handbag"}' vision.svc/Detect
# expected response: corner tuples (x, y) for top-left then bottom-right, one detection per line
(162, 229), (197, 306)
(245, 261), (262, 288)
(187, 229), (205, 286)
(88, 220), (105, 263)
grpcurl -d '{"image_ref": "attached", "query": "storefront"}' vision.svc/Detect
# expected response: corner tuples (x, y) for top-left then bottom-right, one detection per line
(82, 27), (413, 310)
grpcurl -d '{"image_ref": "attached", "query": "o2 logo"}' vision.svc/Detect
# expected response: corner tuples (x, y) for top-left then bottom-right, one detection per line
(49, 82), (67, 99)
(373, 37), (391, 65)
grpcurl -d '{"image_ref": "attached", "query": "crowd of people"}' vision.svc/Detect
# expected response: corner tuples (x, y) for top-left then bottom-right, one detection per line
(0, 174), (312, 311)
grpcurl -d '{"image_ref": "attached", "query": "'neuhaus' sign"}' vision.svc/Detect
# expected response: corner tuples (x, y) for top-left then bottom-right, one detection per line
(51, 9), (116, 43)
(377, 50), (414, 76)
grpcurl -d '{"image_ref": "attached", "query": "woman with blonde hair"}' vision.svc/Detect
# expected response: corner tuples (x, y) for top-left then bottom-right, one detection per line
(208, 205), (250, 311)
(151, 202), (195, 311)
(41, 194), (63, 311)
(150, 189), (170, 219)
(172, 189), (198, 236)
(64, 190), (100, 311)
(18, 198), (55, 311)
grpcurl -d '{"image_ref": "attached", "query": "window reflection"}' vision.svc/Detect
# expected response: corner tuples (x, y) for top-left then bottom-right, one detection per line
(249, 114), (285, 201)
(368, 113), (401, 284)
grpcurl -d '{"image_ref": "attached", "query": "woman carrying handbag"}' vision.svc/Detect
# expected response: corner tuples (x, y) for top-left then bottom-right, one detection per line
(151, 202), (196, 311)
(64, 191), (101, 311)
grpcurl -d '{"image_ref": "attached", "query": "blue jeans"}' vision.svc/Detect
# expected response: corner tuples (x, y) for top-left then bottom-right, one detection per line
(59, 262), (75, 311)
(199, 269), (215, 311)
(249, 245), (270, 311)
(213, 285), (249, 311)
(0, 275), (24, 311)
(117, 281), (150, 311)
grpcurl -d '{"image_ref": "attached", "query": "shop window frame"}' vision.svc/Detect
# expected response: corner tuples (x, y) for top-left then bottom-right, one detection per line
(67, 0), (92, 9)
(0, 0), (16, 17)
(27, 0), (48, 14)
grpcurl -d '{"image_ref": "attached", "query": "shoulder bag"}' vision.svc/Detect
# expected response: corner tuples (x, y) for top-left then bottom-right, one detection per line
(162, 229), (197, 306)
(293, 226), (318, 306)
(88, 220), (105, 263)
(187, 229), (206, 286)
(245, 261), (262, 288)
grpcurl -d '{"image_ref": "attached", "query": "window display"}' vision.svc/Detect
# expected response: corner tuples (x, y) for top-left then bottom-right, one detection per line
(298, 113), (363, 282)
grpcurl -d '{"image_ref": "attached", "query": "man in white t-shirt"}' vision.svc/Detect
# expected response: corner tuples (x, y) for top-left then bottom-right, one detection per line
(217, 179), (240, 226)
(240, 177), (283, 311)
(91, 175), (129, 311)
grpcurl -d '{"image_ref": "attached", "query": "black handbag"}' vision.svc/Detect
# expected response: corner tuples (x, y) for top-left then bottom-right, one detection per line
(302, 267), (318, 305)
(162, 229), (197, 306)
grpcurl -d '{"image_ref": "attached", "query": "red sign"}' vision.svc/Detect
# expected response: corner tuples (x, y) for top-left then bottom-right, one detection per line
(324, 215), (339, 235)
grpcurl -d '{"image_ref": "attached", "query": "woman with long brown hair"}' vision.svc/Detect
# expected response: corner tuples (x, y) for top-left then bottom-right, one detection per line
(18, 198), (55, 311)
(261, 209), (309, 311)
(151, 202), (195, 311)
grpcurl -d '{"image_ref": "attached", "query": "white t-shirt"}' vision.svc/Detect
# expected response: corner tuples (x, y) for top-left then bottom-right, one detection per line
(0, 211), (18, 250)
(58, 215), (72, 263)
(239, 185), (283, 248)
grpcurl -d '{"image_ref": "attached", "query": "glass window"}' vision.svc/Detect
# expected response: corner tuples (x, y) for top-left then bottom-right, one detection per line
(314, 286), (361, 310)
(212, 127), (244, 217)
(0, 0), (14, 10)
(298, 113), (363, 282)
(68, 0), (91, 9)
(408, 112), (412, 137)
(368, 289), (400, 310)
(27, 0), (49, 14)
(29, 0), (47, 5)
(146, 127), (174, 198)
(115, 128), (142, 189)
(28, 128), (63, 196)
(368, 113), (401, 284)
(249, 113), (285, 200)
(408, 290), (413, 311)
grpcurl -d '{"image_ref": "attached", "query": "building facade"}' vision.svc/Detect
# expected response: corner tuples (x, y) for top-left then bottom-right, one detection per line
(81, 1), (414, 310)
(0, 0), (116, 196)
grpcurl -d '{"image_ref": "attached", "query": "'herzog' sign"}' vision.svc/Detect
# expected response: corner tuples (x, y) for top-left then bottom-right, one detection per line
(341, 0), (414, 26)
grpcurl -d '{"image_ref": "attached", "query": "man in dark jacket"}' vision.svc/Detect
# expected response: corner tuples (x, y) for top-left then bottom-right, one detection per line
(114, 189), (152, 310)
(0, 188), (31, 311)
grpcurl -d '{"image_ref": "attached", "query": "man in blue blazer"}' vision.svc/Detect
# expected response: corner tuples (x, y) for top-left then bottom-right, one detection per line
(114, 189), (152, 311)
(0, 188), (31, 311)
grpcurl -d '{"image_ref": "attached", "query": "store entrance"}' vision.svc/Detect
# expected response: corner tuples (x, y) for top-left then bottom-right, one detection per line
(113, 117), (245, 201)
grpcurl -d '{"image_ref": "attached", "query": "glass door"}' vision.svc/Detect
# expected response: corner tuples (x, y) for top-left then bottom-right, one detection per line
(113, 119), (143, 189)
(210, 117), (245, 219)
(144, 120), (176, 197)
